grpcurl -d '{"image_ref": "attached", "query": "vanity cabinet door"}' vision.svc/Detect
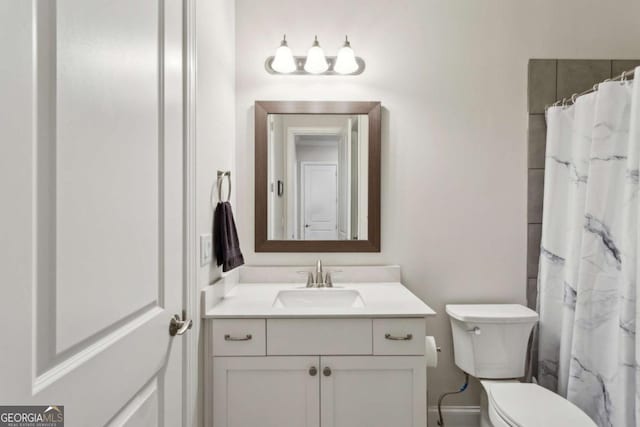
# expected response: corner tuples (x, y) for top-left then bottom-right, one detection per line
(213, 356), (320, 427)
(320, 356), (426, 427)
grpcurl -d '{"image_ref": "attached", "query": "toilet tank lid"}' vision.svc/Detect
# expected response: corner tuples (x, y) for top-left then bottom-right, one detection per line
(445, 304), (538, 323)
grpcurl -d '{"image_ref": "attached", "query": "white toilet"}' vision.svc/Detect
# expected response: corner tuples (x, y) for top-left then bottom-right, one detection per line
(445, 304), (596, 427)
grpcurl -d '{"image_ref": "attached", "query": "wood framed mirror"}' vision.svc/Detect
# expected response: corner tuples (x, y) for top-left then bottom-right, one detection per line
(255, 101), (381, 252)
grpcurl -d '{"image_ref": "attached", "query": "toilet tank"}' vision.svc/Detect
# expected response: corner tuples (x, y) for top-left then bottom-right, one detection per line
(446, 304), (538, 379)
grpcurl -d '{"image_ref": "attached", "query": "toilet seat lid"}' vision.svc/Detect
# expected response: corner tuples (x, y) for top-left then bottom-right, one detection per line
(487, 383), (596, 427)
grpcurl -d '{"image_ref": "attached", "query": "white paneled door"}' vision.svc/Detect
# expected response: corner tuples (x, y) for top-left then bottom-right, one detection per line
(0, 1), (186, 425)
(302, 163), (338, 240)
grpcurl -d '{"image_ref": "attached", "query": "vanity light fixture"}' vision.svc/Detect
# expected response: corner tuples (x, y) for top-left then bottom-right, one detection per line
(304, 36), (329, 74)
(265, 35), (365, 76)
(334, 36), (359, 75)
(270, 35), (296, 74)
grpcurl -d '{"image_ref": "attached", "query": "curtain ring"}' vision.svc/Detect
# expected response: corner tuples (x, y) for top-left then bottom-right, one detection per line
(571, 93), (578, 104)
(593, 83), (599, 91)
(620, 71), (628, 85)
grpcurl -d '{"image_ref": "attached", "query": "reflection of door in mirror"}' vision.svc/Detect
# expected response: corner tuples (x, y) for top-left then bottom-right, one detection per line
(267, 114), (368, 241)
(302, 162), (337, 239)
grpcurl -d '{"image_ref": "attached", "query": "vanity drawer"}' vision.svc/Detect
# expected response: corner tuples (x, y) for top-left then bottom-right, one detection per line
(211, 319), (266, 356)
(373, 318), (425, 355)
(267, 318), (372, 355)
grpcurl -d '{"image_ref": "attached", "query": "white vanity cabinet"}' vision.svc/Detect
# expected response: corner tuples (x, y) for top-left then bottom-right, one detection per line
(207, 318), (427, 427)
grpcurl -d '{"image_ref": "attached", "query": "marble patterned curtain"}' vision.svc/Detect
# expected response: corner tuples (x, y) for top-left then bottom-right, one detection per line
(538, 66), (640, 427)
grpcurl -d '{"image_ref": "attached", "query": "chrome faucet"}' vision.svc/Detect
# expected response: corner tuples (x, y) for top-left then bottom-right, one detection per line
(315, 259), (324, 286)
(300, 260), (335, 288)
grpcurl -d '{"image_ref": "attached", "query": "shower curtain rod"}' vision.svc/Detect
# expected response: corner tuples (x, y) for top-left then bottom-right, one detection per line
(546, 67), (636, 110)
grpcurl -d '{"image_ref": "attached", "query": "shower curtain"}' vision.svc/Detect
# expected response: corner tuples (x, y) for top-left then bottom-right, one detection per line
(538, 66), (640, 427)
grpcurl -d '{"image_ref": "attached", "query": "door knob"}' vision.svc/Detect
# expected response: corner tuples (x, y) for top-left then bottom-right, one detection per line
(323, 367), (332, 377)
(169, 311), (193, 336)
(305, 224), (310, 228)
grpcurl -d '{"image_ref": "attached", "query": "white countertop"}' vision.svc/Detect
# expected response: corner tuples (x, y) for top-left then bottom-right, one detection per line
(203, 282), (436, 318)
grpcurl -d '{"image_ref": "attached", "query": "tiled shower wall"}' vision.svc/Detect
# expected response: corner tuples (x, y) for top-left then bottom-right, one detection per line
(526, 59), (640, 309)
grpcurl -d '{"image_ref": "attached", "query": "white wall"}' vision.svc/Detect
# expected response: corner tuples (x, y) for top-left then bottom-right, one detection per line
(235, 0), (640, 408)
(195, 0), (235, 425)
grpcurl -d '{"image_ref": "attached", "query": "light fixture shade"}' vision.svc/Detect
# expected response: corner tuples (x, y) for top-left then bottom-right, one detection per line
(303, 36), (329, 74)
(334, 36), (359, 74)
(271, 35), (296, 74)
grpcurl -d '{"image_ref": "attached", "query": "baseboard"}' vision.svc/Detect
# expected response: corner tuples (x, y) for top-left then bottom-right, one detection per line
(428, 405), (481, 427)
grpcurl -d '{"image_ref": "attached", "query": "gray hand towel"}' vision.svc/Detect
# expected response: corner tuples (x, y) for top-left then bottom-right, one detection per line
(213, 201), (244, 272)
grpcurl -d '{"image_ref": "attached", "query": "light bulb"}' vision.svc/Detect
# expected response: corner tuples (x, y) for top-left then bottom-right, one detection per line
(303, 36), (329, 74)
(271, 35), (296, 74)
(334, 36), (359, 74)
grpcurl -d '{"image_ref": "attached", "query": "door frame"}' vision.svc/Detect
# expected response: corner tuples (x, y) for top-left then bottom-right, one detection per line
(285, 126), (342, 239)
(337, 124), (352, 240)
(183, 1), (198, 426)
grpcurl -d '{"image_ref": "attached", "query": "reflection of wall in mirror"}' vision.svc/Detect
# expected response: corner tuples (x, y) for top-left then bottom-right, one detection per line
(357, 115), (368, 240)
(350, 120), (359, 239)
(268, 115), (286, 239)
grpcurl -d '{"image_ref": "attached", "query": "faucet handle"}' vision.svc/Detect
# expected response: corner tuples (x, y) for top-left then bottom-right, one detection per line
(324, 272), (333, 287)
(296, 271), (315, 287)
(323, 270), (342, 287)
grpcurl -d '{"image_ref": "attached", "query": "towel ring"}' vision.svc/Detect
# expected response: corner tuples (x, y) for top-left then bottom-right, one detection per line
(211, 171), (231, 208)
(217, 171), (231, 202)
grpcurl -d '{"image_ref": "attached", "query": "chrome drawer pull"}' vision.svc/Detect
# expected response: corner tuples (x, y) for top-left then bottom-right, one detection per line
(224, 334), (252, 341)
(385, 333), (413, 341)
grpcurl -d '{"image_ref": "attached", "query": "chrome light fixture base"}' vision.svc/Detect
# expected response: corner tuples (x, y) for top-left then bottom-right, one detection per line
(265, 55), (365, 76)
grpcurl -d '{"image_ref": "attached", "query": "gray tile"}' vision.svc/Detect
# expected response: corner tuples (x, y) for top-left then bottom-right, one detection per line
(528, 114), (547, 168)
(527, 278), (538, 310)
(528, 169), (545, 223)
(528, 59), (557, 114)
(557, 60), (611, 101)
(527, 224), (542, 278)
(612, 60), (640, 77)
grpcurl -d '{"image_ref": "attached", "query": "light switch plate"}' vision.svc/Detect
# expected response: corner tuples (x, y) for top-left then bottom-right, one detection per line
(200, 234), (212, 266)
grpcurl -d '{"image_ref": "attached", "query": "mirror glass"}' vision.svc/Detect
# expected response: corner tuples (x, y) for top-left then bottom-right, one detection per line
(266, 114), (369, 241)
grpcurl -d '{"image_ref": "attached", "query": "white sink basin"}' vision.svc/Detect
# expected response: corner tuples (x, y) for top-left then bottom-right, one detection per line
(273, 288), (365, 308)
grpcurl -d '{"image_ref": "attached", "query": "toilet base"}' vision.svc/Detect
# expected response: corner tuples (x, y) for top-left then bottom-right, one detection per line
(480, 389), (492, 427)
